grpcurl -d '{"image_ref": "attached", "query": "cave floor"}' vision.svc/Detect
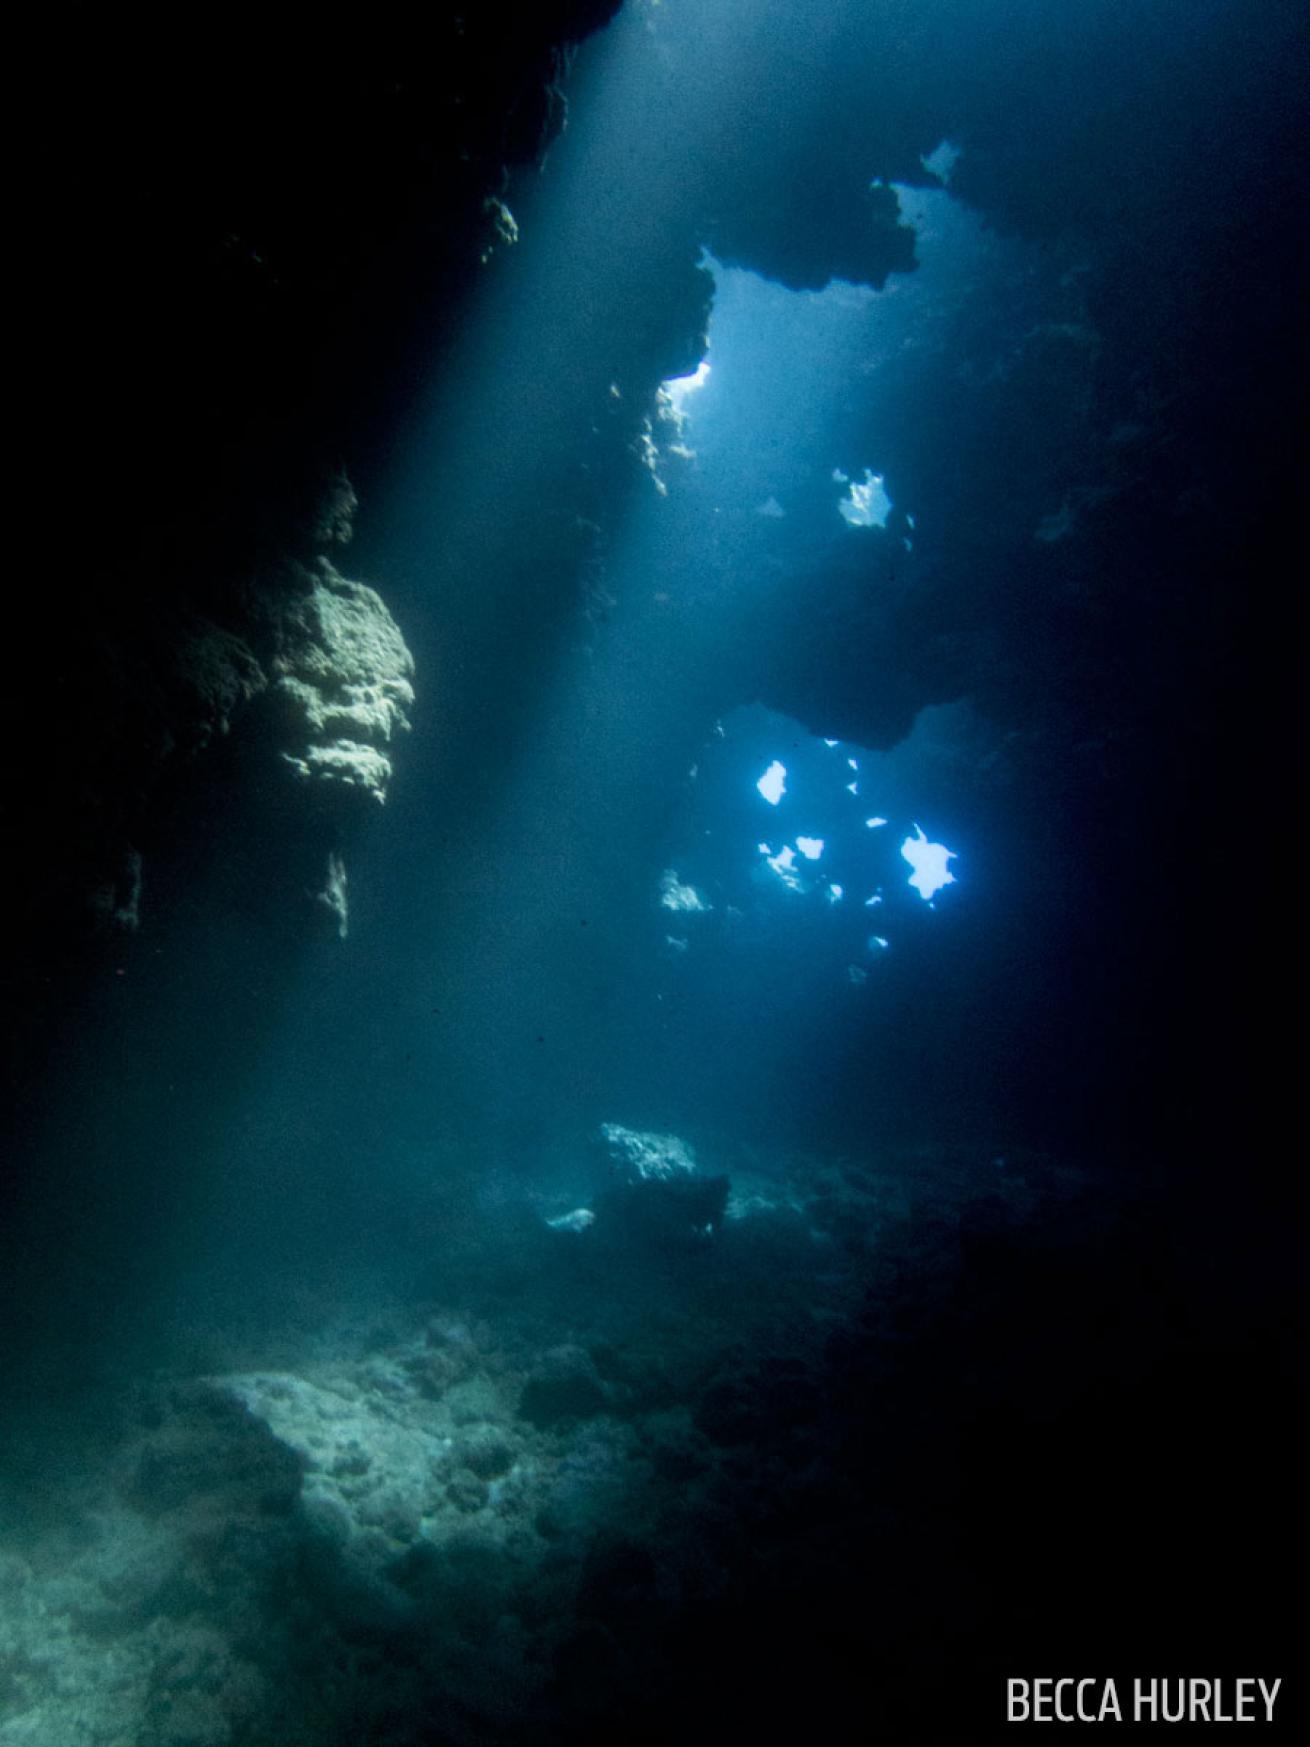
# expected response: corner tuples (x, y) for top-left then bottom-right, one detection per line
(0, 1140), (1172, 1747)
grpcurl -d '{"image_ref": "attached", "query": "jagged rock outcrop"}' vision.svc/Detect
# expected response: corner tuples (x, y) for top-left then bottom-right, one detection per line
(2, 1), (622, 1082)
(270, 559), (415, 806)
(599, 1124), (699, 1183)
(313, 850), (351, 941)
(168, 616), (270, 751)
(56, 538), (415, 946)
(595, 1125), (730, 1244)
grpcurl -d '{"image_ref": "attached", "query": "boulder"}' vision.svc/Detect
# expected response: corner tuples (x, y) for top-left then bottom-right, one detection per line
(595, 1123), (730, 1244)
(518, 1346), (609, 1427)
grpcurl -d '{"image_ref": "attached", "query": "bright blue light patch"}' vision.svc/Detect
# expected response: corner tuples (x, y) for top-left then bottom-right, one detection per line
(766, 844), (803, 891)
(846, 781), (859, 795)
(865, 816), (887, 829)
(864, 893), (883, 907)
(868, 935), (890, 952)
(757, 761), (787, 805)
(827, 884), (844, 903)
(822, 738), (839, 748)
(838, 469), (893, 529)
(847, 758), (859, 770)
(901, 825), (958, 900)
(660, 869), (711, 913)
(795, 836), (824, 861)
(663, 357), (711, 417)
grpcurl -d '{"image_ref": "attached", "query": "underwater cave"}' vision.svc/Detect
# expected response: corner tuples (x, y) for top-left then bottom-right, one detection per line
(1, 2), (1306, 1743)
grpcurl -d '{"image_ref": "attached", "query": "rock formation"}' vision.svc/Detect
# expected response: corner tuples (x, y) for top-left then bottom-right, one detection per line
(271, 559), (415, 807)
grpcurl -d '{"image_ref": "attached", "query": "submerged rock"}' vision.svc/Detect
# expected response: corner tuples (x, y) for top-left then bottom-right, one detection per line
(457, 1427), (515, 1480)
(312, 849), (350, 939)
(518, 1346), (609, 1427)
(599, 1124), (698, 1183)
(272, 557), (415, 806)
(546, 1207), (596, 1234)
(596, 1123), (730, 1244)
(213, 1370), (451, 1584)
(117, 1387), (303, 1521)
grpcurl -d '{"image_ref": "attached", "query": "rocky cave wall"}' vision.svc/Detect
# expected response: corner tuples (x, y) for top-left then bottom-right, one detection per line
(2, 5), (628, 1094)
(363, 0), (1305, 1166)
(499, 0), (1309, 1165)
